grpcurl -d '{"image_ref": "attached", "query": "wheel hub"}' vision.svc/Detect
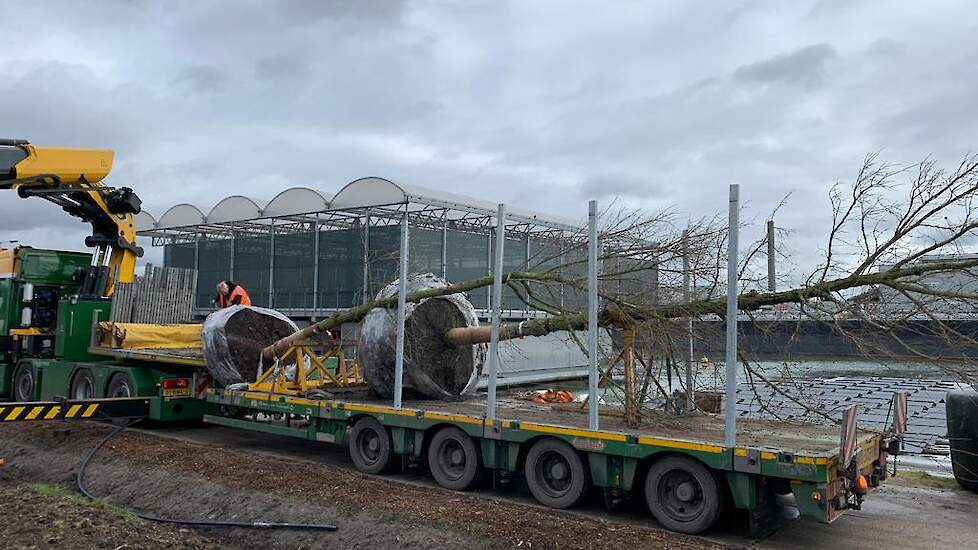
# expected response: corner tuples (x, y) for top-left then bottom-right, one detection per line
(367, 436), (380, 453)
(450, 449), (464, 465)
(675, 481), (696, 502)
(550, 461), (568, 480)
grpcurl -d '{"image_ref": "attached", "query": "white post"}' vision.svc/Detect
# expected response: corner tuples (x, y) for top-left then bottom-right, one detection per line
(487, 204), (506, 420)
(587, 200), (600, 430)
(362, 211), (370, 305)
(683, 229), (694, 413)
(725, 184), (740, 448)
(312, 221), (320, 317)
(393, 208), (409, 408)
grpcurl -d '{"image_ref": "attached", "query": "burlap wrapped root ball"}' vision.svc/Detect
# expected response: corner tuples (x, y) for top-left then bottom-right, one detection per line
(202, 305), (299, 385)
(358, 273), (486, 400)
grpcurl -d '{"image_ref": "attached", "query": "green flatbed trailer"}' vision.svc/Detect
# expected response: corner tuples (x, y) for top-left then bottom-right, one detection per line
(200, 386), (897, 534)
(1, 246), (900, 535)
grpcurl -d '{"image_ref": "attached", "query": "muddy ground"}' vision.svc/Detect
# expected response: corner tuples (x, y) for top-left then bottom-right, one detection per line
(0, 478), (226, 549)
(0, 422), (719, 550)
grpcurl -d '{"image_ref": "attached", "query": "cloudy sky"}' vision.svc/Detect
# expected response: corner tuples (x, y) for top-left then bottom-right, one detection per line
(1, 1), (974, 280)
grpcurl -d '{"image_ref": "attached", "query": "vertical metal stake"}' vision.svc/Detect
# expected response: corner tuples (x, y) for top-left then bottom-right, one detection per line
(487, 204), (506, 420)
(587, 200), (600, 430)
(393, 208), (409, 408)
(767, 219), (776, 292)
(725, 184), (740, 448)
(486, 232), (493, 311)
(682, 229), (694, 413)
(362, 210), (370, 305)
(440, 218), (448, 279)
(268, 222), (275, 308)
(229, 231), (236, 282)
(312, 220), (321, 317)
(193, 232), (200, 309)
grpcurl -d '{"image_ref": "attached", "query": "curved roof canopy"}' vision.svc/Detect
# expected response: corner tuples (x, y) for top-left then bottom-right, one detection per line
(156, 204), (206, 229)
(134, 211), (157, 232)
(264, 187), (329, 217)
(141, 176), (582, 237)
(206, 195), (266, 224)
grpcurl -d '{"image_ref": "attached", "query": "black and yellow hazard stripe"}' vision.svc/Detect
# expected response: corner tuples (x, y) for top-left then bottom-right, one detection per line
(0, 403), (100, 422)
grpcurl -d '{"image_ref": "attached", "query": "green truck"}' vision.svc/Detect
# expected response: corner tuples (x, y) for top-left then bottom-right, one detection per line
(0, 247), (903, 535)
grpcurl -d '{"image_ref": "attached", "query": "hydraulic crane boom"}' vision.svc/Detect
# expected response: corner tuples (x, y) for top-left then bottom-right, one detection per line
(0, 138), (143, 296)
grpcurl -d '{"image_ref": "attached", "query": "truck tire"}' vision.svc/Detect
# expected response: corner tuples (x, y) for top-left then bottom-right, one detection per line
(524, 438), (588, 509)
(946, 390), (978, 492)
(107, 373), (137, 398)
(349, 416), (395, 474)
(428, 427), (482, 490)
(70, 369), (97, 400)
(645, 455), (723, 534)
(13, 362), (36, 401)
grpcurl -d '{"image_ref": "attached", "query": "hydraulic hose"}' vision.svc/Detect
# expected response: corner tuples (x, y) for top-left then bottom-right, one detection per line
(74, 421), (338, 531)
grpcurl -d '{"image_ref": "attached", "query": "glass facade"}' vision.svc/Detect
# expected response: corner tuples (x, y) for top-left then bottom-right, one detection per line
(165, 226), (596, 312)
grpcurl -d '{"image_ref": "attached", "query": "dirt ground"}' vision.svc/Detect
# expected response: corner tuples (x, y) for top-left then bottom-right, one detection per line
(0, 477), (225, 549)
(0, 421), (720, 550)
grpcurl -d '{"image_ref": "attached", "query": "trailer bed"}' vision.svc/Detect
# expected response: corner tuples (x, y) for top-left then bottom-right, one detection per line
(355, 392), (871, 456)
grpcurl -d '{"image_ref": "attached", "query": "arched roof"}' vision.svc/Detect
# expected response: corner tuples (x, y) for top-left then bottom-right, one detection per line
(134, 211), (157, 232)
(157, 204), (206, 229)
(207, 195), (266, 224)
(330, 177), (406, 209)
(264, 187), (329, 217)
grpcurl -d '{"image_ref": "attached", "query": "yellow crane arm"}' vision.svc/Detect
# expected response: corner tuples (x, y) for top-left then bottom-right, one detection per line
(0, 139), (143, 296)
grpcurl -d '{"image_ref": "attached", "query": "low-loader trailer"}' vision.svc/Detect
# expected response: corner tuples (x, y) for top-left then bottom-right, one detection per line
(0, 139), (905, 535)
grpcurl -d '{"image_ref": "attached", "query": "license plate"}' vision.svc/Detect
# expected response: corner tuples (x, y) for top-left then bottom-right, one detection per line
(163, 387), (190, 397)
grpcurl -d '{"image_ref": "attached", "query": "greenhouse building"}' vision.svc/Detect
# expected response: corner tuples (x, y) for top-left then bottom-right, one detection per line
(137, 177), (591, 321)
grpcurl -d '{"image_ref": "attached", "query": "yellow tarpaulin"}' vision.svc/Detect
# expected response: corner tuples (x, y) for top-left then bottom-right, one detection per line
(98, 322), (202, 350)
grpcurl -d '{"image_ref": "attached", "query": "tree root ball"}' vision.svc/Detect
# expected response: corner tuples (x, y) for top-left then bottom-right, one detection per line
(202, 305), (299, 385)
(358, 273), (486, 400)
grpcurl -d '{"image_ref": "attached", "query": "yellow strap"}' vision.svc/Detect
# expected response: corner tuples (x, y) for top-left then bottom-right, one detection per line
(66, 404), (82, 418)
(44, 406), (62, 420)
(81, 404), (99, 418)
(25, 406), (45, 420)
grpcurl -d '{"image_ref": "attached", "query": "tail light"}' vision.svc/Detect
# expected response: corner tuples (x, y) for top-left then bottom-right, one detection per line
(161, 378), (190, 390)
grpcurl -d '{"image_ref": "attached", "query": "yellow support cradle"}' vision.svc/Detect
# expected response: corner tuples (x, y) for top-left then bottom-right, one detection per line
(247, 341), (364, 396)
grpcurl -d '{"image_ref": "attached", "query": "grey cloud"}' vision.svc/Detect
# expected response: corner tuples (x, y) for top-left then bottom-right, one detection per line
(579, 174), (659, 200)
(1, 1), (977, 285)
(172, 65), (229, 93)
(732, 44), (837, 88)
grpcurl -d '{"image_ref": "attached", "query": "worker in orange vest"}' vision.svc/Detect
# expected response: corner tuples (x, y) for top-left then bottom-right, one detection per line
(216, 280), (252, 308)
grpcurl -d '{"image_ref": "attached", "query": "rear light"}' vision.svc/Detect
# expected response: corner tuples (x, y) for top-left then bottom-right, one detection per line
(855, 474), (869, 494)
(161, 378), (190, 390)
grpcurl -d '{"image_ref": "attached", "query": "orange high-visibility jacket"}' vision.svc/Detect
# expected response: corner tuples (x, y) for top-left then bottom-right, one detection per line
(218, 283), (252, 308)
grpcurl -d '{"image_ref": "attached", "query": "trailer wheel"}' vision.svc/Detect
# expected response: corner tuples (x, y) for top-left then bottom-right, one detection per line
(524, 438), (588, 509)
(70, 369), (97, 400)
(107, 373), (137, 398)
(349, 417), (395, 474)
(13, 363), (36, 401)
(428, 427), (482, 490)
(645, 456), (722, 534)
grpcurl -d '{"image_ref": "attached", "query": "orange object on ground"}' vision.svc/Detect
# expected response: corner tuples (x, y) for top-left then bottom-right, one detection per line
(526, 389), (575, 404)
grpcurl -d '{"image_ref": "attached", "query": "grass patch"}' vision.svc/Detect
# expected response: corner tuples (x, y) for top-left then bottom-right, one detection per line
(890, 469), (961, 490)
(28, 483), (141, 521)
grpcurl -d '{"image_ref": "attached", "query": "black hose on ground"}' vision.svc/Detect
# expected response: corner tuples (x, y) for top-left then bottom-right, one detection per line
(74, 421), (339, 531)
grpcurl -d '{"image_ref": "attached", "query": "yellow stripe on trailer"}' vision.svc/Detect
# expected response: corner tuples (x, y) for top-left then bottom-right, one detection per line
(637, 436), (725, 454)
(5, 406), (26, 421)
(81, 404), (99, 418)
(65, 404), (83, 418)
(25, 406), (45, 420)
(521, 422), (628, 442)
(423, 411), (483, 425)
(44, 406), (62, 420)
(344, 403), (417, 417)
